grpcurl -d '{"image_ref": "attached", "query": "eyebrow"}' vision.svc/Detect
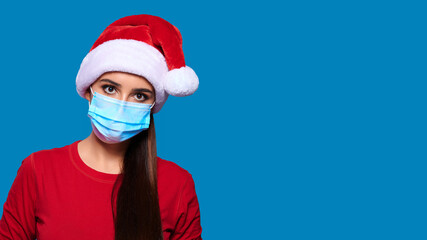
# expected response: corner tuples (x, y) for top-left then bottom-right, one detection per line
(100, 79), (153, 94)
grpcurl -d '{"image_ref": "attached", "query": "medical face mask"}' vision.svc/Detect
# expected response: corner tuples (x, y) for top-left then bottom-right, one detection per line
(87, 86), (155, 143)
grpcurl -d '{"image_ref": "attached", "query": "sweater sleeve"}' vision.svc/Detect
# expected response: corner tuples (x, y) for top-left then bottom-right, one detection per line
(0, 153), (37, 240)
(171, 173), (202, 240)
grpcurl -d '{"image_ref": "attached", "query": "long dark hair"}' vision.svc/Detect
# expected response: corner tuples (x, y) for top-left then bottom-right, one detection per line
(111, 111), (163, 240)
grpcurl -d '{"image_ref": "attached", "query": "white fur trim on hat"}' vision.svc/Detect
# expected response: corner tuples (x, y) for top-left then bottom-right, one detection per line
(76, 39), (169, 114)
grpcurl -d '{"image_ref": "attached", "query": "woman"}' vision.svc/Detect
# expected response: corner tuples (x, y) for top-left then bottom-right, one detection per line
(0, 14), (202, 240)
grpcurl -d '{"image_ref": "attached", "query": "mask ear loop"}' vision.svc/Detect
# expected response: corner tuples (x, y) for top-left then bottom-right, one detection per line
(149, 101), (156, 110)
(88, 86), (95, 107)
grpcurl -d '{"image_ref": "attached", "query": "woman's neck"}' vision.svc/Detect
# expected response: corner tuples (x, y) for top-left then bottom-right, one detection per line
(78, 131), (131, 174)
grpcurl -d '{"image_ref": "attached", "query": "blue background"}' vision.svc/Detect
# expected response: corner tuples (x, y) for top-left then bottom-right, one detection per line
(0, 1), (425, 239)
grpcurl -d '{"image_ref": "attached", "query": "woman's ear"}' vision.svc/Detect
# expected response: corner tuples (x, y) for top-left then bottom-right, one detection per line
(84, 88), (92, 102)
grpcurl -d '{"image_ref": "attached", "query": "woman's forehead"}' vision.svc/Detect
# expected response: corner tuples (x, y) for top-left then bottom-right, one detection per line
(95, 71), (153, 89)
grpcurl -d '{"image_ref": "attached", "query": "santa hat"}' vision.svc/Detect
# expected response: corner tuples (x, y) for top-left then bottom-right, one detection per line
(75, 14), (199, 114)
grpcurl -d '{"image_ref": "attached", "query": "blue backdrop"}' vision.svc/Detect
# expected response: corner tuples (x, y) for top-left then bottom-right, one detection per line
(0, 1), (425, 239)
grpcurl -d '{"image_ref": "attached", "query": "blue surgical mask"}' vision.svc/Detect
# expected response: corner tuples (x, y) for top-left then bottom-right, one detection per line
(87, 86), (155, 143)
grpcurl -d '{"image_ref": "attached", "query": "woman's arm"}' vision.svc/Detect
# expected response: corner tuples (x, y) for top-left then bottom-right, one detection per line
(171, 173), (203, 240)
(0, 153), (37, 239)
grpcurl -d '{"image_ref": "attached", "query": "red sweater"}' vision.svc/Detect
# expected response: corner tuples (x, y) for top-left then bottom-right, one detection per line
(0, 140), (202, 239)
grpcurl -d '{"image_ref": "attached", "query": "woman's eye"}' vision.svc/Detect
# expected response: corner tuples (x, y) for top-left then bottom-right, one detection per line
(134, 93), (147, 101)
(103, 86), (116, 94)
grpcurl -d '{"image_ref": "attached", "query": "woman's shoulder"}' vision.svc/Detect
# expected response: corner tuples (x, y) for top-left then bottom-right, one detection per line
(25, 141), (75, 172)
(157, 156), (192, 182)
(30, 141), (72, 159)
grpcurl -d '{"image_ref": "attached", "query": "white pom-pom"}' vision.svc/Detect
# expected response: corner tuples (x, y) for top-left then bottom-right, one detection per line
(163, 66), (199, 96)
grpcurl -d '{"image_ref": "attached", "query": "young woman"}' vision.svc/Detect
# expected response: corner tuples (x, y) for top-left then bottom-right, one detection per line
(0, 14), (202, 240)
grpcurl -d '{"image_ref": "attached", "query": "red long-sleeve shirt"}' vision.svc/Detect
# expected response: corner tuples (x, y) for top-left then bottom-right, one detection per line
(0, 140), (202, 239)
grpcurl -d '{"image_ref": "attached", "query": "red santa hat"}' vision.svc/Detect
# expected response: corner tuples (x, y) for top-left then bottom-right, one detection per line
(75, 14), (199, 113)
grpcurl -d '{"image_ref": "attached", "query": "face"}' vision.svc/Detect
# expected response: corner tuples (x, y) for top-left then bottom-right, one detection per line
(85, 71), (155, 105)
